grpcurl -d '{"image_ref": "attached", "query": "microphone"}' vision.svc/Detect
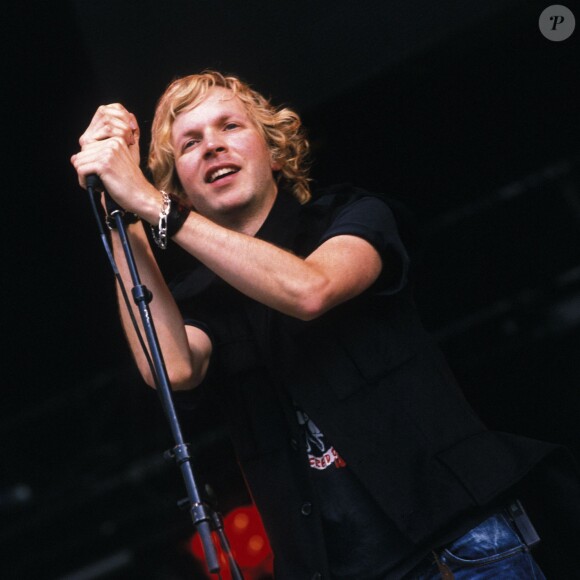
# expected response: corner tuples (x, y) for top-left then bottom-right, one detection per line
(86, 173), (103, 192)
(86, 174), (125, 216)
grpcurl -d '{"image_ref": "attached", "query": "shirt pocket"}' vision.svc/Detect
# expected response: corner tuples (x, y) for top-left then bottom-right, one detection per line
(300, 317), (416, 401)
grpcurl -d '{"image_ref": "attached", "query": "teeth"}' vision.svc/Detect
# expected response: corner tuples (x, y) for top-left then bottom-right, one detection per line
(209, 167), (237, 183)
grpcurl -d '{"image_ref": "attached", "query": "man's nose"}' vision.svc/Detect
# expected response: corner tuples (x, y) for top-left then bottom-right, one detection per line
(203, 133), (227, 159)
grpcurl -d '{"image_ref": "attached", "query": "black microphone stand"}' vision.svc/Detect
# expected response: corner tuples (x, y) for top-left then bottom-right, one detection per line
(86, 177), (243, 580)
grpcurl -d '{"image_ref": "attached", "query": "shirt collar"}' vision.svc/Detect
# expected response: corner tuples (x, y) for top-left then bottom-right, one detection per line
(255, 188), (302, 248)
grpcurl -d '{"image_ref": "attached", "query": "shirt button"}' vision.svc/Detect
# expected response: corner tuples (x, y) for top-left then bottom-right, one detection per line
(290, 438), (298, 451)
(301, 502), (312, 516)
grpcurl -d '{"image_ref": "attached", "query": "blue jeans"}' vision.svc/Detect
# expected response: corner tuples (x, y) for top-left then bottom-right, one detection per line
(409, 512), (546, 579)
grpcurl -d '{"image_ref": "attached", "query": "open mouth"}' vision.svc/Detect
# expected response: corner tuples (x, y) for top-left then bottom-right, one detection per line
(205, 166), (240, 184)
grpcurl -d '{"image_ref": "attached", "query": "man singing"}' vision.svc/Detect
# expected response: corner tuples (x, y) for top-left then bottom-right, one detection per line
(72, 70), (557, 578)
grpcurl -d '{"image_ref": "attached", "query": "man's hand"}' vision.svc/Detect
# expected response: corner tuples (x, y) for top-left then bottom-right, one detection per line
(79, 103), (140, 164)
(71, 104), (153, 213)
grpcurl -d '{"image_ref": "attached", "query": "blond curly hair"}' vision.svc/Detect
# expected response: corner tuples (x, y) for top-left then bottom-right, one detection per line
(148, 70), (311, 204)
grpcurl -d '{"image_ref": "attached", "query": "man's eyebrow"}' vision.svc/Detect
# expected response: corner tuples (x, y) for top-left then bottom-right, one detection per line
(215, 112), (242, 124)
(214, 113), (232, 125)
(177, 113), (240, 137)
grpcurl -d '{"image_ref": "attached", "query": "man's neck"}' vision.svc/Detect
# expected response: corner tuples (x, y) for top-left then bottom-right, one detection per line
(216, 190), (278, 236)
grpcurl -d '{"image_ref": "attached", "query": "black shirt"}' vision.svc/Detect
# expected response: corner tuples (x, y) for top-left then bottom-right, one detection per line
(170, 185), (556, 579)
(171, 186), (415, 577)
(295, 405), (416, 578)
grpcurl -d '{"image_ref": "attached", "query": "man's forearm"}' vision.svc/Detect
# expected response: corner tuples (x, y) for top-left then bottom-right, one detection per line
(170, 210), (382, 321)
(110, 222), (198, 389)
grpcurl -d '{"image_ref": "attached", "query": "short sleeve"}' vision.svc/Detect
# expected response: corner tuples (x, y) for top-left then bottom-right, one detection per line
(168, 320), (214, 410)
(318, 196), (410, 295)
(183, 318), (214, 345)
(168, 266), (215, 345)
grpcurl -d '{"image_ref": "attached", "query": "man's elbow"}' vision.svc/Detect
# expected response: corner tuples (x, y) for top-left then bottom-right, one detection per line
(290, 272), (343, 320)
(294, 287), (333, 321)
(170, 365), (205, 391)
(141, 364), (204, 391)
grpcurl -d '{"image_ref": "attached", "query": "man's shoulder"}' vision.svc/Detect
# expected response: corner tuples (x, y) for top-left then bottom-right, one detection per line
(303, 182), (420, 262)
(304, 182), (412, 226)
(307, 182), (385, 209)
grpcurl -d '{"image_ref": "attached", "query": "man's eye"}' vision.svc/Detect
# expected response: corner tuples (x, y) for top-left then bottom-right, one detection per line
(224, 122), (238, 130)
(183, 139), (200, 150)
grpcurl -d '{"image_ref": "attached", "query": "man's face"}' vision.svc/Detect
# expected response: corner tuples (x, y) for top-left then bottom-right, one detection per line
(171, 87), (279, 226)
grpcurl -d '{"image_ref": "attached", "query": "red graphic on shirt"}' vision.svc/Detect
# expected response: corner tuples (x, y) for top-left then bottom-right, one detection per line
(296, 408), (347, 470)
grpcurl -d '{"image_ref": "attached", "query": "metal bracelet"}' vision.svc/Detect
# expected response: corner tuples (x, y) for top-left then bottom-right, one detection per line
(151, 190), (171, 249)
(105, 212), (140, 231)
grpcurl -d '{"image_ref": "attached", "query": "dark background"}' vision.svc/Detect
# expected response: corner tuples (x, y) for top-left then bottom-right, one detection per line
(3, 1), (580, 578)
